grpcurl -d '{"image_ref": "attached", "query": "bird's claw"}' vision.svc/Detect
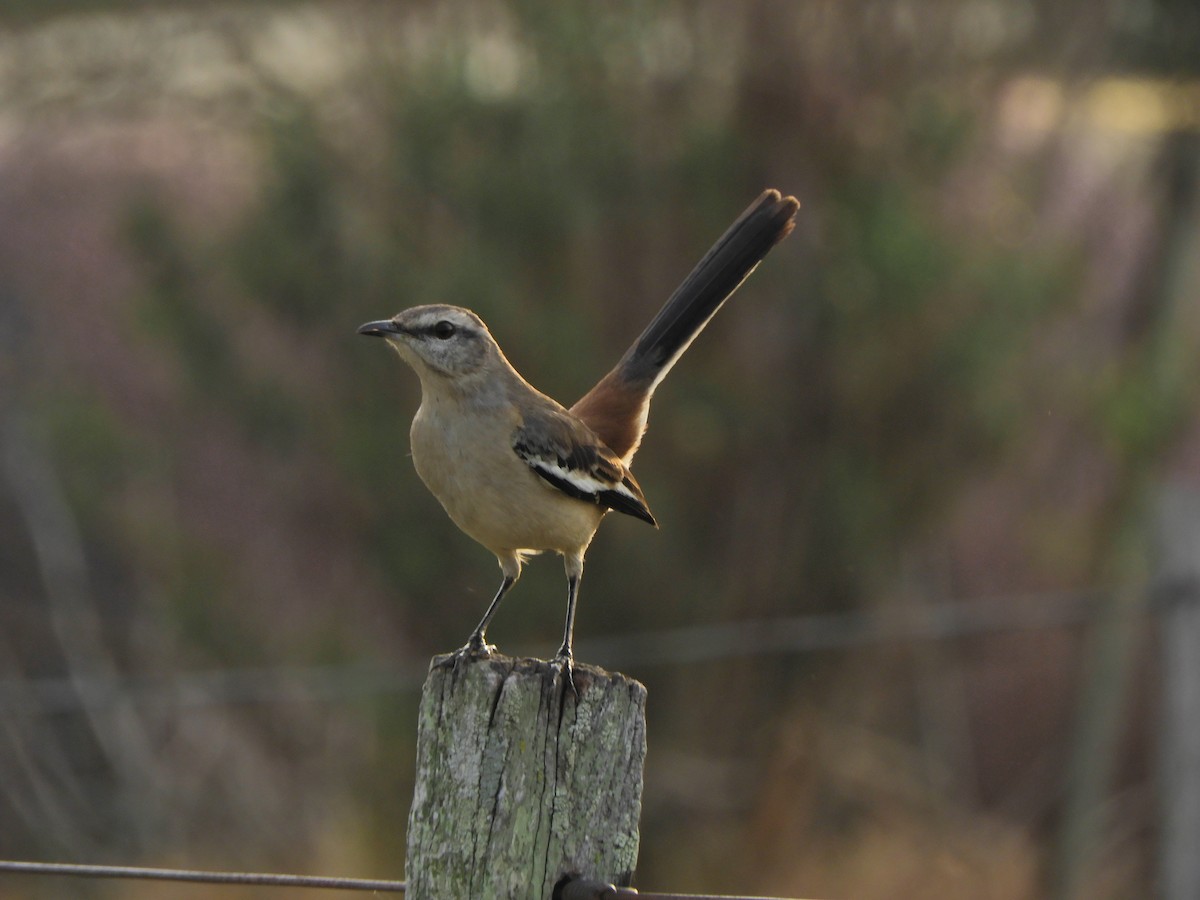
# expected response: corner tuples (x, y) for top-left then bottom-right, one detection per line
(552, 648), (577, 699)
(465, 633), (496, 658)
(437, 634), (496, 672)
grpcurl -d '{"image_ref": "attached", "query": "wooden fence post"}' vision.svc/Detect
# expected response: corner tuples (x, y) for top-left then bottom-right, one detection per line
(1156, 485), (1200, 900)
(405, 654), (647, 899)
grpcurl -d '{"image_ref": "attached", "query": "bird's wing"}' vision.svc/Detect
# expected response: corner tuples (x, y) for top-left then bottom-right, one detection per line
(513, 405), (657, 527)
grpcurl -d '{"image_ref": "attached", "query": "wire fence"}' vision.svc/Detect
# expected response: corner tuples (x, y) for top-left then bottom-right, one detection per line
(0, 580), (1161, 900)
(0, 859), (405, 892)
(0, 584), (1132, 714)
(0, 860), (806, 899)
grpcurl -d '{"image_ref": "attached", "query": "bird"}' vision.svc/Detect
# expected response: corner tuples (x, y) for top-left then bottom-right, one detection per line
(359, 189), (799, 679)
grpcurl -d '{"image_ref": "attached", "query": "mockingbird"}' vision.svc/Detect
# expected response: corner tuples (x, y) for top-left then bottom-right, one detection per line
(360, 189), (799, 675)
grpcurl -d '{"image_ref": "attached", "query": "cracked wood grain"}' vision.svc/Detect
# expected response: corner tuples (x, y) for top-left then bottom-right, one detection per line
(405, 655), (646, 899)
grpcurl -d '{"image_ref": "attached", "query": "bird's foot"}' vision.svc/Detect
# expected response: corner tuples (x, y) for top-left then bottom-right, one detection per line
(437, 633), (496, 672)
(552, 646), (577, 699)
(465, 631), (496, 658)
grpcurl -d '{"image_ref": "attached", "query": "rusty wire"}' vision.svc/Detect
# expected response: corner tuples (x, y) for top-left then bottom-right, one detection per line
(558, 875), (805, 899)
(0, 859), (405, 892)
(0, 861), (810, 899)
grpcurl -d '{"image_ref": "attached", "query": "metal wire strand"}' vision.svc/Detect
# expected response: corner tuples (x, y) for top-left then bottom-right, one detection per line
(558, 874), (807, 900)
(0, 859), (405, 892)
(0, 862), (813, 899)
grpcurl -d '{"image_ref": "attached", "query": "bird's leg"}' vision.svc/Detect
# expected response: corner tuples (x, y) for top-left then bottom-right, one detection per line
(437, 573), (515, 672)
(553, 573), (580, 661)
(460, 574), (515, 657)
(553, 570), (582, 696)
(439, 577), (511, 670)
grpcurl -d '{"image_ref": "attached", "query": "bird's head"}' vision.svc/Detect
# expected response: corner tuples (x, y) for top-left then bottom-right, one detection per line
(358, 305), (502, 382)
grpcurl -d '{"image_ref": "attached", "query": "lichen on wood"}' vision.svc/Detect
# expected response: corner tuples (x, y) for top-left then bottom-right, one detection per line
(405, 654), (647, 899)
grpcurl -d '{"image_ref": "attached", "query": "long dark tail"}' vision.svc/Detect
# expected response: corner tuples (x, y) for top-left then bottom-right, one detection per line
(572, 188), (799, 461)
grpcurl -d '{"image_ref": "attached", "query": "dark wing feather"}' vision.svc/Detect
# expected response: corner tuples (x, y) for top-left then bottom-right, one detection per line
(513, 406), (657, 527)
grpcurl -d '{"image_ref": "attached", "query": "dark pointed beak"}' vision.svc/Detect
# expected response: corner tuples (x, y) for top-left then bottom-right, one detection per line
(358, 319), (402, 337)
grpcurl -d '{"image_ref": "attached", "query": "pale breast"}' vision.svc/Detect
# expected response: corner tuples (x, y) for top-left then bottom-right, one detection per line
(409, 397), (605, 557)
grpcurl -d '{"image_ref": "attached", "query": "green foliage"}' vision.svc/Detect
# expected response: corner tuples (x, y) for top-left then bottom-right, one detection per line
(1095, 299), (1198, 470)
(39, 389), (136, 527)
(789, 168), (1078, 601)
(7, 3), (1197, 893)
(127, 198), (237, 395)
(161, 541), (251, 659)
(128, 196), (307, 454)
(232, 108), (347, 325)
(102, 4), (1196, 716)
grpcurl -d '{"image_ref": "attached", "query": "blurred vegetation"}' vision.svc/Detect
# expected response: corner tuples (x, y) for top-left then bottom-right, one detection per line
(1, 1), (1199, 898)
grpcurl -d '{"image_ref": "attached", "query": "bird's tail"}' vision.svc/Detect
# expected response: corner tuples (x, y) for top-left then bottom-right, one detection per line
(572, 188), (800, 461)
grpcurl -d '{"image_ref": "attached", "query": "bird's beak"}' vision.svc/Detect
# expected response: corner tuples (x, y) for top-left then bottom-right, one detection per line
(358, 319), (403, 338)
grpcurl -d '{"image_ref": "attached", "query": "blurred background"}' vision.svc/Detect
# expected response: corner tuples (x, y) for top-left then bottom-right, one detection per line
(1, 1), (1199, 898)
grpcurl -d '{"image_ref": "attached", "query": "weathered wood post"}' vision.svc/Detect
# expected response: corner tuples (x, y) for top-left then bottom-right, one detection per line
(405, 654), (647, 899)
(1156, 485), (1200, 900)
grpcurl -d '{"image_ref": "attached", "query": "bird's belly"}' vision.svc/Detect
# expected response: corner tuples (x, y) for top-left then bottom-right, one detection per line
(410, 411), (604, 556)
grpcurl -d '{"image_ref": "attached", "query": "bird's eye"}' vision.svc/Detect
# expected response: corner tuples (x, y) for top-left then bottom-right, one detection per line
(432, 320), (456, 340)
